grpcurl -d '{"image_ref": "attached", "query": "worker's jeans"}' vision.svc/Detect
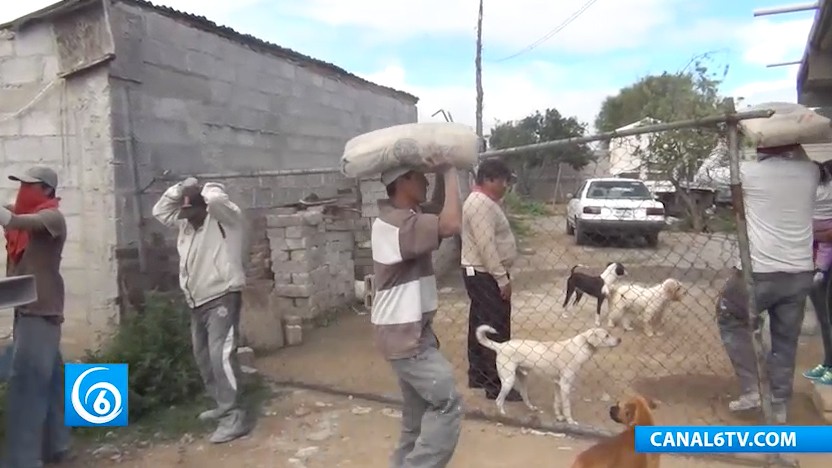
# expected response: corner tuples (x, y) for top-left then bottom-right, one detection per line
(3, 314), (70, 468)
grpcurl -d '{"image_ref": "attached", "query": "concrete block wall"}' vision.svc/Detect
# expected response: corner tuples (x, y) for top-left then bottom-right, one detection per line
(0, 20), (119, 352)
(266, 205), (359, 321)
(106, 3), (418, 305)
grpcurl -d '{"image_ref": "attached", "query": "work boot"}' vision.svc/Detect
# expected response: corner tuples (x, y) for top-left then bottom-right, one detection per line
(728, 392), (760, 412)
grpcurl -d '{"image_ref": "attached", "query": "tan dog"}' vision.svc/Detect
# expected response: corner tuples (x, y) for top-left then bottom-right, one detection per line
(570, 395), (660, 468)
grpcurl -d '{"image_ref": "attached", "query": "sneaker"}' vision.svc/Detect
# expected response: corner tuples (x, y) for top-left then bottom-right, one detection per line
(771, 400), (787, 424)
(198, 408), (224, 421)
(816, 369), (832, 386)
(729, 392), (761, 412)
(209, 410), (250, 444)
(803, 364), (829, 381)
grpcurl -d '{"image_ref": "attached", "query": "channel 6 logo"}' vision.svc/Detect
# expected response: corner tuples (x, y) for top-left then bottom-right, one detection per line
(64, 363), (128, 427)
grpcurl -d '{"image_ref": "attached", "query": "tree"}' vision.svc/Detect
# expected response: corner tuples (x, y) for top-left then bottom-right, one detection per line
(488, 108), (594, 196)
(594, 55), (729, 232)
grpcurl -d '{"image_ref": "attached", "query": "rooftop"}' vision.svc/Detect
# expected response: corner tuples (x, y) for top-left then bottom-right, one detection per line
(797, 0), (832, 106)
(0, 0), (419, 104)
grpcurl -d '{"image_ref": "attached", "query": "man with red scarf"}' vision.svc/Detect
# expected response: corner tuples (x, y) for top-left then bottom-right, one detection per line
(0, 166), (71, 467)
(460, 158), (522, 402)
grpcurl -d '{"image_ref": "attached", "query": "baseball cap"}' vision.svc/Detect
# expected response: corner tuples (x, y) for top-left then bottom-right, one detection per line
(9, 166), (58, 188)
(380, 166), (418, 186)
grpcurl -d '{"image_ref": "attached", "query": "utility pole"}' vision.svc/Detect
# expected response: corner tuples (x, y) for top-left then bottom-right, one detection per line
(475, 0), (484, 145)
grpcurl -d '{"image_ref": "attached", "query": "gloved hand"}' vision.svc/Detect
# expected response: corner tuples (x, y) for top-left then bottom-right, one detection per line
(814, 270), (824, 284)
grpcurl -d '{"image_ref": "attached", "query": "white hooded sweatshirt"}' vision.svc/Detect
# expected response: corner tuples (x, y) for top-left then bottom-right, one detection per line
(152, 182), (246, 308)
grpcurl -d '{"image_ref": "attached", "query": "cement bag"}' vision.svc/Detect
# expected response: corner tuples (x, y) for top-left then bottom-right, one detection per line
(341, 122), (479, 178)
(739, 102), (832, 148)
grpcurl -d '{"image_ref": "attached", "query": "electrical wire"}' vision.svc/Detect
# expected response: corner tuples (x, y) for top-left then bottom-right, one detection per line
(490, 0), (601, 63)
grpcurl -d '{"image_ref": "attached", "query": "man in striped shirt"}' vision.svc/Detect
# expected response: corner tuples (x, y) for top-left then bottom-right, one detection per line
(371, 161), (462, 468)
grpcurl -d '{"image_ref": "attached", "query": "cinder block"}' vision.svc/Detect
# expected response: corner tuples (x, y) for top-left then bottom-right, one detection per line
(266, 227), (286, 238)
(812, 383), (832, 413)
(14, 25), (55, 56)
(267, 214), (304, 228)
(272, 259), (309, 274)
(274, 283), (311, 298)
(0, 56), (43, 85)
(285, 225), (319, 239)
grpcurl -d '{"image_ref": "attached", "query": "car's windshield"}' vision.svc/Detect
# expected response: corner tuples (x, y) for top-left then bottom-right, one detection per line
(585, 180), (652, 200)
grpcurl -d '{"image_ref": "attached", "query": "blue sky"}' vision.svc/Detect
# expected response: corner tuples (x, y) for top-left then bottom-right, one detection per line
(2, 0), (817, 132)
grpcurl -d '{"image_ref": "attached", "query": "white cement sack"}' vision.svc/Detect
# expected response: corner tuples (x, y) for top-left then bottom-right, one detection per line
(739, 102), (832, 148)
(341, 122), (479, 178)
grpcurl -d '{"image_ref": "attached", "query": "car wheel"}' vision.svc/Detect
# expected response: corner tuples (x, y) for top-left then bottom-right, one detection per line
(575, 221), (589, 246)
(566, 218), (574, 235)
(645, 231), (659, 248)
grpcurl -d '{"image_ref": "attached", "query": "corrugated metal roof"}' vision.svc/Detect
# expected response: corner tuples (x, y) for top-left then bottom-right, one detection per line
(0, 0), (419, 104)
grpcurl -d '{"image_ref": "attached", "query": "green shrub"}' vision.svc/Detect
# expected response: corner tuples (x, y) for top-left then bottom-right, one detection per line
(84, 293), (203, 421)
(503, 192), (549, 217)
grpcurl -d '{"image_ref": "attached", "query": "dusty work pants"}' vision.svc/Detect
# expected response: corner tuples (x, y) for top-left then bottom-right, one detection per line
(3, 314), (70, 468)
(191, 292), (246, 434)
(389, 330), (462, 468)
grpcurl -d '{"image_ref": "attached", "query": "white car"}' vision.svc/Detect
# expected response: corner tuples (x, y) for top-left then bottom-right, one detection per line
(566, 178), (666, 247)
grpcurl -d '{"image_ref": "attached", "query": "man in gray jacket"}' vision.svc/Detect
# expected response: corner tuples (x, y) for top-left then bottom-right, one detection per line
(153, 177), (249, 443)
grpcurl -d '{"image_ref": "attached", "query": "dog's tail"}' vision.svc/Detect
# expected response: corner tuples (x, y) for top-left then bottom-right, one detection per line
(570, 264), (587, 275)
(475, 325), (501, 352)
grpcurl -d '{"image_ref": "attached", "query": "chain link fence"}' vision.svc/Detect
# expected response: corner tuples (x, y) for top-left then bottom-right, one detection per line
(267, 107), (826, 467)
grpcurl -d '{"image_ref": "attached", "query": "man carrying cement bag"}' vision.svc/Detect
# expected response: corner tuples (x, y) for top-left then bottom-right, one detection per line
(342, 122), (479, 178)
(724, 103), (832, 423)
(369, 156), (463, 467)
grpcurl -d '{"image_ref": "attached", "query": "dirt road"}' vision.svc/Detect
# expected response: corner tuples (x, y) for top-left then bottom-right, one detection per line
(79, 386), (827, 468)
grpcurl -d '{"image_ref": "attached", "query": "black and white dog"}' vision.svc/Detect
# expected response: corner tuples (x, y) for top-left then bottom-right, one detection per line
(562, 262), (627, 326)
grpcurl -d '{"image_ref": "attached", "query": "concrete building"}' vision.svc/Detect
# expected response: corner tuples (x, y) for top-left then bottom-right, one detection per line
(0, 0), (418, 352)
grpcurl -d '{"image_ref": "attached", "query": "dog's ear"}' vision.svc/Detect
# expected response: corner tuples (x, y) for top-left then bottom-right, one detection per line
(624, 402), (637, 425)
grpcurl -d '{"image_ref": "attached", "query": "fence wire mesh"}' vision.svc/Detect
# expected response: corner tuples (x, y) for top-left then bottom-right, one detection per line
(266, 110), (825, 467)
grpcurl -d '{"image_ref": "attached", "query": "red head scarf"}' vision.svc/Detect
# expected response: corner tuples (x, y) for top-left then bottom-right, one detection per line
(5, 183), (60, 264)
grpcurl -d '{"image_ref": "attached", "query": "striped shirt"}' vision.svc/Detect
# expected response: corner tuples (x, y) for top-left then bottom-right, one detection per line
(371, 201), (441, 360)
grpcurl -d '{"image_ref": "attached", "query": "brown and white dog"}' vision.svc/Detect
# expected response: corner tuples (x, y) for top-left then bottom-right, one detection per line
(476, 325), (621, 424)
(606, 278), (684, 337)
(570, 395), (660, 468)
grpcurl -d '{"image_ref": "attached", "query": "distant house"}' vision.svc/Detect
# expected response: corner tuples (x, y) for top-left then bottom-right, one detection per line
(0, 0), (418, 351)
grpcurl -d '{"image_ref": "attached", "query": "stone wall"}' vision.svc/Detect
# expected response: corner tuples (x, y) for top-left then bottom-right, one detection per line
(0, 11), (120, 353)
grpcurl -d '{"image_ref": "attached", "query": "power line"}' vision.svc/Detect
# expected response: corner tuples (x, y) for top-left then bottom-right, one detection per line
(491, 0), (601, 63)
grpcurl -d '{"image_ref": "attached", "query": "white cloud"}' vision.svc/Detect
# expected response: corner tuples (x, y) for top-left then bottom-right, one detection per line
(279, 0), (678, 55)
(731, 66), (800, 107)
(738, 17), (813, 66)
(361, 62), (615, 134)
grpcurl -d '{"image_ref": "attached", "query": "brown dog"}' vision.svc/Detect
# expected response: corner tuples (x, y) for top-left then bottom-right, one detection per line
(570, 395), (660, 468)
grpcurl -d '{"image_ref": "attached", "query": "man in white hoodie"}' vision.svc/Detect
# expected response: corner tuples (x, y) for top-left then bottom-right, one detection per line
(152, 177), (249, 443)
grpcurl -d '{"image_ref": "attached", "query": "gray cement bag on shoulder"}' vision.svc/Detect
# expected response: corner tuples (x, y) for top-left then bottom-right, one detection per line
(740, 102), (832, 148)
(341, 122), (479, 178)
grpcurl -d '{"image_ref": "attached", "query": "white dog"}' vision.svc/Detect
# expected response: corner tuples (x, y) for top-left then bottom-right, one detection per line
(476, 325), (621, 424)
(606, 278), (684, 337)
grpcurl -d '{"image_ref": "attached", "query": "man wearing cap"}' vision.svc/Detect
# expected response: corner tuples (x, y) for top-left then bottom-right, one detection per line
(152, 177), (249, 444)
(0, 166), (71, 466)
(723, 144), (819, 423)
(372, 160), (463, 468)
(460, 158), (522, 402)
